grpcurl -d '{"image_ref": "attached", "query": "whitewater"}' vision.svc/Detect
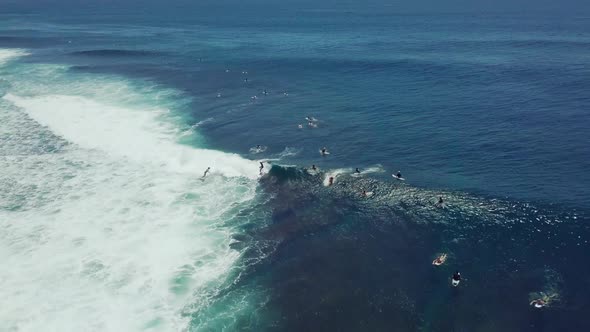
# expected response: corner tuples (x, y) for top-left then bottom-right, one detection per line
(0, 49), (261, 331)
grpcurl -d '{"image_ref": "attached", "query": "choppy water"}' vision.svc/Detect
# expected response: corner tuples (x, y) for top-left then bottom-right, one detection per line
(1, 3), (589, 332)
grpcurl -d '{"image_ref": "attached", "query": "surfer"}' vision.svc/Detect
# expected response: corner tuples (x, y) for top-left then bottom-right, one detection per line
(328, 176), (334, 186)
(361, 190), (367, 197)
(451, 271), (461, 287)
(311, 164), (317, 171)
(202, 167), (211, 178)
(395, 171), (402, 179)
(529, 291), (558, 308)
(530, 299), (546, 308)
(438, 196), (444, 205)
(432, 253), (447, 266)
(321, 147), (328, 156)
(355, 168), (361, 174)
(259, 162), (264, 174)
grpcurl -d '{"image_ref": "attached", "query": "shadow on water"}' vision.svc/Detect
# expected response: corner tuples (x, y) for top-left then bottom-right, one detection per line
(212, 164), (590, 332)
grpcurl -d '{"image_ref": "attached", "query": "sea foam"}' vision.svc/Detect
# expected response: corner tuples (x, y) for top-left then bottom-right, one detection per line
(0, 49), (259, 331)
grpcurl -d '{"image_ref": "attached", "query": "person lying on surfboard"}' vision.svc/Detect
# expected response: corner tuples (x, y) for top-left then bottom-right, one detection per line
(451, 271), (461, 287)
(530, 298), (546, 308)
(529, 292), (559, 308)
(432, 253), (447, 266)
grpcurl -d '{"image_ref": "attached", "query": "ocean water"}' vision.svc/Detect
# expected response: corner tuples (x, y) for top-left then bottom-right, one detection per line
(1, 3), (589, 331)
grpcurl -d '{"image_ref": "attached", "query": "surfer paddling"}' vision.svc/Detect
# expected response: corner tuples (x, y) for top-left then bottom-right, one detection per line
(451, 271), (461, 287)
(530, 299), (547, 308)
(432, 253), (447, 266)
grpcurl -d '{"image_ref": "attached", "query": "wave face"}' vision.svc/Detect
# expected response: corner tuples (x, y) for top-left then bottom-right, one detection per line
(0, 49), (263, 331)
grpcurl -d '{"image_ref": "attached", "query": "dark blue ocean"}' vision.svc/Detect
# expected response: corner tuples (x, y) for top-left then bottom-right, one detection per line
(1, 2), (589, 331)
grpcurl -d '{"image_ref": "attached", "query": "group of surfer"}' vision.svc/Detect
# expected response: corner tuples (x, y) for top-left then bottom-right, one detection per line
(431, 253), (462, 287)
(431, 253), (553, 308)
(203, 75), (556, 310)
(198, 108), (551, 310)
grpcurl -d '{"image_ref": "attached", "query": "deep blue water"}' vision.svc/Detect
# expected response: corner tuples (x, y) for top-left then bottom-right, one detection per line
(1, 3), (590, 331)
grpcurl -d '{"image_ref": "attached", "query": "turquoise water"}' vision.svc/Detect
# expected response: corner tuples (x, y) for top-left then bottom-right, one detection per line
(1, 3), (589, 331)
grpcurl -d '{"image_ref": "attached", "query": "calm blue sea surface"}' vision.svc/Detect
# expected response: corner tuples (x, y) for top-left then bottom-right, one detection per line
(1, 2), (589, 331)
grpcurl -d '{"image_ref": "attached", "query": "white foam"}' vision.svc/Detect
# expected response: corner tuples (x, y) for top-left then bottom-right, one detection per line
(4, 93), (259, 179)
(0, 149), (255, 331)
(0, 49), (29, 67)
(0, 54), (261, 331)
(323, 168), (349, 186)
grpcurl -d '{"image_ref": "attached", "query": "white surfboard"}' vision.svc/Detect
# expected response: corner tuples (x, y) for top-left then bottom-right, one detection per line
(320, 150), (330, 155)
(392, 174), (405, 181)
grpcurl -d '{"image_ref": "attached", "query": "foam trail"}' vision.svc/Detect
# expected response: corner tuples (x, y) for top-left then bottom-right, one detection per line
(352, 164), (385, 177)
(180, 117), (215, 137)
(266, 147), (302, 162)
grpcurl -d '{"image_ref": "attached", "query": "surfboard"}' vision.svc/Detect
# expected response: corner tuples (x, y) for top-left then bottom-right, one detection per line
(452, 279), (460, 287)
(320, 150), (330, 155)
(392, 174), (405, 181)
